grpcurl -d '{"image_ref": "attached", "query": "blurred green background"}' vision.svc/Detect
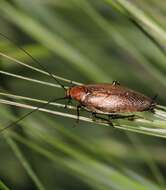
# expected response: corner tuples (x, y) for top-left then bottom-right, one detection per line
(0, 0), (166, 190)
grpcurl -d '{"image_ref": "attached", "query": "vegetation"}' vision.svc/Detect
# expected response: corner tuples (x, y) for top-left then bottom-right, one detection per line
(0, 0), (166, 189)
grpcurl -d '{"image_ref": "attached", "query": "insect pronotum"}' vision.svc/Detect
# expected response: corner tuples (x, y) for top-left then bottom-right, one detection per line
(0, 33), (157, 133)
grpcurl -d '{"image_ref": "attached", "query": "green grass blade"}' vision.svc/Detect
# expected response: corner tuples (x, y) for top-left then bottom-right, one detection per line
(106, 0), (166, 50)
(0, 1), (110, 82)
(0, 180), (10, 190)
(4, 134), (46, 190)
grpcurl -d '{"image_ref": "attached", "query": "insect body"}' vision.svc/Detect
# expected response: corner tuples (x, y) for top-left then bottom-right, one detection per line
(67, 82), (156, 115)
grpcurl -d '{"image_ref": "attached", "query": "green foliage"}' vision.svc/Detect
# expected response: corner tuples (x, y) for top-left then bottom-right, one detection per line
(0, 0), (166, 189)
(0, 180), (11, 190)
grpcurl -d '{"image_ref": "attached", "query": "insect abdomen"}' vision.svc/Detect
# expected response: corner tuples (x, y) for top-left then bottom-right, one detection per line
(74, 84), (155, 114)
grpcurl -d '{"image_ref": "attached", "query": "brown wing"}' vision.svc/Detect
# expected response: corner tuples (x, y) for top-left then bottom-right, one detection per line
(82, 84), (153, 113)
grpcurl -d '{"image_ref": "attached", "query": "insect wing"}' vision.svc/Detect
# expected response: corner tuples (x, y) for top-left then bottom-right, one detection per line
(82, 84), (154, 113)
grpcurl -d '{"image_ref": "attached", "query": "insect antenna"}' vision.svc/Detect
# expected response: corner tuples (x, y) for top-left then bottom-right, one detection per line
(0, 96), (68, 135)
(0, 32), (70, 134)
(0, 32), (67, 91)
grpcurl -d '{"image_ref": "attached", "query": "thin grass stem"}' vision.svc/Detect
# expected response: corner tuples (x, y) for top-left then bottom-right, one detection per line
(4, 134), (46, 190)
(0, 98), (99, 125)
(0, 70), (64, 88)
(0, 98), (166, 138)
(0, 51), (82, 85)
(0, 92), (76, 110)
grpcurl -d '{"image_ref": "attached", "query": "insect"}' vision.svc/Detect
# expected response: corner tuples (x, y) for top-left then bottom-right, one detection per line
(0, 33), (157, 133)
(66, 81), (157, 124)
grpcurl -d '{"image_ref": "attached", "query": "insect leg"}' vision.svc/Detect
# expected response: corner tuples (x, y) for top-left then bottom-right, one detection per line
(64, 98), (72, 108)
(91, 112), (97, 121)
(76, 105), (82, 123)
(91, 113), (113, 126)
(108, 114), (135, 121)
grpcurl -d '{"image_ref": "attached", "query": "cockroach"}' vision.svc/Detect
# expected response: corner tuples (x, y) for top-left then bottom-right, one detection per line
(65, 81), (157, 124)
(0, 33), (157, 133)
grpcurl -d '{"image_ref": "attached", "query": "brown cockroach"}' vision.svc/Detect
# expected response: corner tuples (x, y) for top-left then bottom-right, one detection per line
(0, 33), (157, 133)
(65, 81), (156, 124)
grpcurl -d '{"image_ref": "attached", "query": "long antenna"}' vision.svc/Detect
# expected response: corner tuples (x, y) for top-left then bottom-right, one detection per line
(0, 96), (68, 135)
(0, 33), (67, 91)
(0, 32), (70, 134)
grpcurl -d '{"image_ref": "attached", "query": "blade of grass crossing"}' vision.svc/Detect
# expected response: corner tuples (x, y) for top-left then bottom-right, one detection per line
(4, 134), (46, 190)
(0, 108), (164, 190)
(0, 180), (11, 190)
(0, 1), (110, 82)
(10, 132), (163, 190)
(0, 52), (81, 85)
(126, 133), (166, 188)
(72, 0), (166, 88)
(111, 0), (166, 45)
